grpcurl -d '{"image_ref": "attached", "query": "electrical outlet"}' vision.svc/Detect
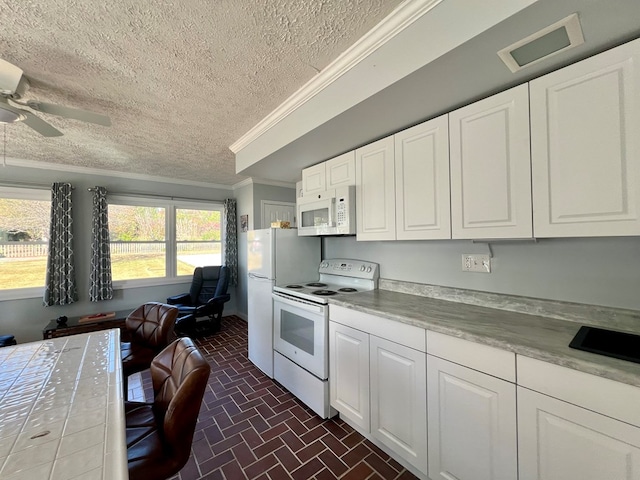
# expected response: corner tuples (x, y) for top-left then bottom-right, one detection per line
(462, 254), (491, 273)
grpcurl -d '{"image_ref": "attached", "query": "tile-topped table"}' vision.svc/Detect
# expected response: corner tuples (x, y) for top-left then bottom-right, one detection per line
(0, 329), (127, 480)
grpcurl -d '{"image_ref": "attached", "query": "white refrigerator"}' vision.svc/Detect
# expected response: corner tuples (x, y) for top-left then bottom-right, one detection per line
(247, 228), (321, 377)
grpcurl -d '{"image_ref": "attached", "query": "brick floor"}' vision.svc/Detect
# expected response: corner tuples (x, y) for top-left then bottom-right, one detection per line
(132, 315), (418, 480)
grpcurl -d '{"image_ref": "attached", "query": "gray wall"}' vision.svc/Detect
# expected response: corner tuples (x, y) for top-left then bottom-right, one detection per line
(234, 183), (254, 320)
(1, 163), (237, 343)
(252, 183), (297, 229)
(324, 236), (640, 311)
(234, 182), (297, 320)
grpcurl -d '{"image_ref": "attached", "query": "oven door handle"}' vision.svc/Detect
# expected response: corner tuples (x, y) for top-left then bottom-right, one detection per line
(272, 292), (326, 314)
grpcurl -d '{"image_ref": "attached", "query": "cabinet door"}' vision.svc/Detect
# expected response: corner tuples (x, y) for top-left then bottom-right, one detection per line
(427, 355), (517, 480)
(395, 114), (451, 240)
(355, 136), (396, 241)
(518, 387), (640, 480)
(530, 38), (640, 237)
(302, 163), (326, 196)
(326, 151), (355, 188)
(370, 335), (427, 474)
(329, 322), (370, 432)
(449, 83), (532, 239)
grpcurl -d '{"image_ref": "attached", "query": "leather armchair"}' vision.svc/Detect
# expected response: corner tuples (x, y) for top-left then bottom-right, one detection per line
(167, 265), (230, 336)
(125, 337), (210, 480)
(121, 302), (179, 395)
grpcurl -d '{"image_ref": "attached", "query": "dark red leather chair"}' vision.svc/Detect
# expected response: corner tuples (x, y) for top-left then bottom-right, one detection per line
(121, 302), (178, 395)
(125, 337), (210, 480)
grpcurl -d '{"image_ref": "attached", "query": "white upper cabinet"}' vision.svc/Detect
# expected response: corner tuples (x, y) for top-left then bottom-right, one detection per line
(301, 162), (326, 196)
(395, 114), (451, 240)
(302, 151), (355, 198)
(356, 136), (396, 241)
(326, 151), (355, 189)
(530, 38), (640, 237)
(449, 84), (533, 239)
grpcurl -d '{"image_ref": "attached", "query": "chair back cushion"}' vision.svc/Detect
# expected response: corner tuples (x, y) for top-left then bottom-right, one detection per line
(150, 338), (210, 465)
(125, 302), (178, 349)
(188, 266), (229, 305)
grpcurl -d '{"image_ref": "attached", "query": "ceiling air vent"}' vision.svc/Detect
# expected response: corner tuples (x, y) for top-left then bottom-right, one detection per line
(498, 13), (584, 73)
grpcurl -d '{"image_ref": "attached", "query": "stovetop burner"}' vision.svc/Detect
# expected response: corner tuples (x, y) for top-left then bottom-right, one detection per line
(286, 284), (304, 289)
(338, 287), (358, 293)
(311, 289), (337, 296)
(306, 282), (327, 288)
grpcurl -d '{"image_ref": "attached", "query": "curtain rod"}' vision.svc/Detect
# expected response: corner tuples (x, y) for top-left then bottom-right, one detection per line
(0, 181), (74, 190)
(87, 187), (226, 203)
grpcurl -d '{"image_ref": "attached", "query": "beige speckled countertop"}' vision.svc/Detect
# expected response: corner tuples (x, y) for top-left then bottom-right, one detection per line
(329, 287), (640, 388)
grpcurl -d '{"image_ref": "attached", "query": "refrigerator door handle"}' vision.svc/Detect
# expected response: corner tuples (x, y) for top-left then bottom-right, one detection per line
(248, 272), (271, 280)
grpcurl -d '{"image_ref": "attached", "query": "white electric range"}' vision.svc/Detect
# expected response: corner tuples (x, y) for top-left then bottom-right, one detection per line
(271, 259), (379, 418)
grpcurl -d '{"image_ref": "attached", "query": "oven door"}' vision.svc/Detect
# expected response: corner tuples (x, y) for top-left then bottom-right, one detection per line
(272, 292), (328, 380)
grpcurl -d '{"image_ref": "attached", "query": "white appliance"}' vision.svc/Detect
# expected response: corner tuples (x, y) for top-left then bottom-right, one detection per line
(297, 185), (356, 236)
(247, 228), (320, 378)
(272, 258), (379, 418)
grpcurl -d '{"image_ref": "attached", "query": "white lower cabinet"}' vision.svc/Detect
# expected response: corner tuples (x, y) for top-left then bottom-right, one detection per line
(370, 335), (427, 474)
(329, 321), (370, 432)
(329, 308), (427, 476)
(330, 307), (640, 480)
(427, 355), (517, 480)
(518, 386), (640, 480)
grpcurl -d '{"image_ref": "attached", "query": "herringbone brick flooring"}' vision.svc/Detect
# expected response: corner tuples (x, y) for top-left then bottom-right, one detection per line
(133, 315), (418, 480)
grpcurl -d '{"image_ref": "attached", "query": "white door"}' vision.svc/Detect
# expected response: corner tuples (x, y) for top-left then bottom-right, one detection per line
(518, 386), (640, 480)
(356, 136), (396, 241)
(395, 114), (451, 240)
(449, 83), (532, 239)
(329, 322), (370, 432)
(370, 335), (427, 474)
(427, 355), (517, 480)
(326, 151), (356, 188)
(261, 201), (296, 228)
(530, 37), (640, 237)
(302, 163), (326, 196)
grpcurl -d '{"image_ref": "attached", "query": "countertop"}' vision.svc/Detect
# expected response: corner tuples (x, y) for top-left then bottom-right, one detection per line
(329, 287), (640, 388)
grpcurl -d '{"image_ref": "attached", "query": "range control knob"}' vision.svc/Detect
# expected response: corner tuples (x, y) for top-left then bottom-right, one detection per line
(366, 266), (372, 273)
(360, 265), (366, 271)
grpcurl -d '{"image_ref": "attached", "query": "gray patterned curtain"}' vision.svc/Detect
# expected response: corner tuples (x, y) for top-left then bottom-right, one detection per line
(44, 182), (78, 306)
(223, 198), (238, 286)
(90, 187), (113, 301)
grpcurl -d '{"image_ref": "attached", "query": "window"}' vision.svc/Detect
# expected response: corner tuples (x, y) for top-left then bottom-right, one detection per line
(176, 208), (222, 275)
(0, 187), (51, 295)
(108, 196), (223, 284)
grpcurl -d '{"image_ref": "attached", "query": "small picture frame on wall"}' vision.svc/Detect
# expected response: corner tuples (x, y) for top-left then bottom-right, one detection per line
(240, 214), (248, 232)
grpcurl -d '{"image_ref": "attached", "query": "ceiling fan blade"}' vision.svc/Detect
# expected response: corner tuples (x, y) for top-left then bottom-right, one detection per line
(21, 111), (63, 137)
(0, 58), (24, 95)
(26, 101), (111, 126)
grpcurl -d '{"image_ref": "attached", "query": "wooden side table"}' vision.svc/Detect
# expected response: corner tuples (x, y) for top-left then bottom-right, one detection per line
(43, 309), (133, 340)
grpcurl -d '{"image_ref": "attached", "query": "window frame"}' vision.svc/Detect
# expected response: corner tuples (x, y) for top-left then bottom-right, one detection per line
(108, 195), (225, 288)
(0, 186), (52, 301)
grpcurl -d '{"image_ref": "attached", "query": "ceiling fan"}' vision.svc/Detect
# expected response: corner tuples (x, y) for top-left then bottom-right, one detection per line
(0, 58), (111, 137)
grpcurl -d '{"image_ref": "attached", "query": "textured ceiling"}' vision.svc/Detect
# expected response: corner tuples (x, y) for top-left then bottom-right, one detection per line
(0, 0), (403, 185)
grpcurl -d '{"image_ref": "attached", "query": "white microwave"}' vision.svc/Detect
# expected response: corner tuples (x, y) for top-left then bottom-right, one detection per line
(297, 186), (356, 236)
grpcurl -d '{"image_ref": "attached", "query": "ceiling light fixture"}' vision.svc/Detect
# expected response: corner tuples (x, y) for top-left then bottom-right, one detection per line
(498, 13), (584, 73)
(0, 104), (25, 124)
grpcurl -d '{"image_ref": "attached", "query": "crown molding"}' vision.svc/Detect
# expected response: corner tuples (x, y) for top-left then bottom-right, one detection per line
(3, 157), (234, 190)
(232, 177), (296, 190)
(229, 0), (442, 154)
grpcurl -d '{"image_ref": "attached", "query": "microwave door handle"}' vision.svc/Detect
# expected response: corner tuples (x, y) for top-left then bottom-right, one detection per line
(329, 197), (336, 227)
